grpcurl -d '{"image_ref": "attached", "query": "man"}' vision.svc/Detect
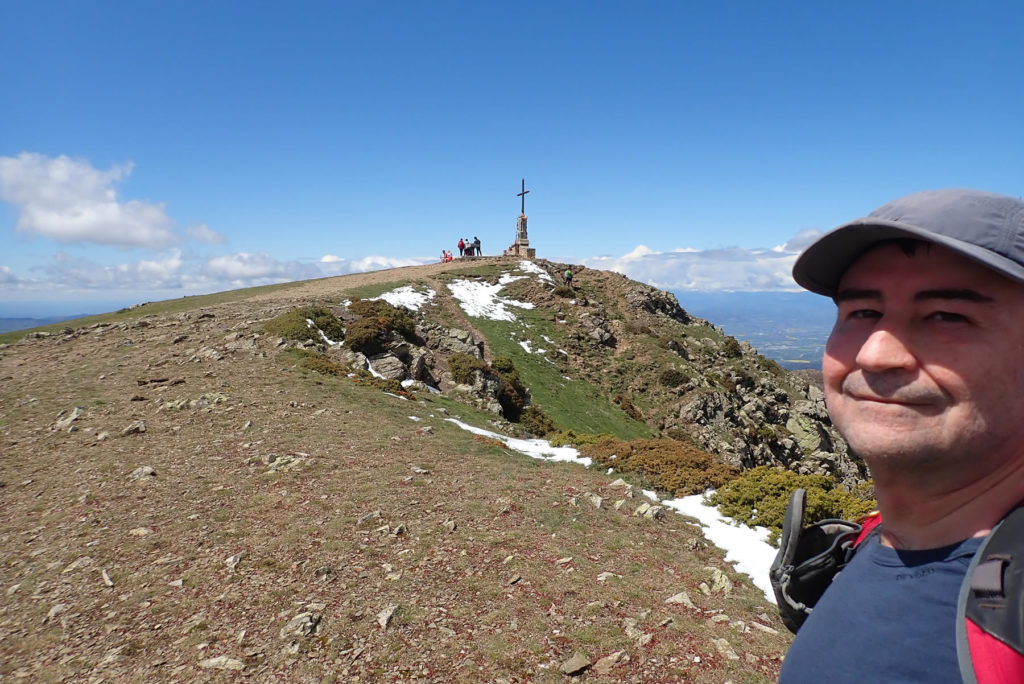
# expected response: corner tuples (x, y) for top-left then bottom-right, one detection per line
(781, 189), (1024, 682)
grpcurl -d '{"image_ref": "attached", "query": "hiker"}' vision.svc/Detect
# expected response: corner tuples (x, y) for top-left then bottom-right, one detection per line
(458, 238), (465, 257)
(778, 189), (1024, 682)
(563, 268), (574, 289)
(473, 236), (481, 257)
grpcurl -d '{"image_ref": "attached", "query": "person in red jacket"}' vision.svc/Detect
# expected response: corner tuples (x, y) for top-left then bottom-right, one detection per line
(458, 238), (465, 257)
(782, 189), (1024, 683)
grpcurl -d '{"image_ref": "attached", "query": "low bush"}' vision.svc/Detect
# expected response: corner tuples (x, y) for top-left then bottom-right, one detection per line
(300, 354), (346, 376)
(520, 406), (556, 436)
(345, 318), (385, 356)
(344, 299), (418, 355)
(547, 430), (615, 448)
(582, 438), (739, 497)
(553, 285), (575, 298)
(708, 466), (877, 544)
(448, 353), (488, 384)
(722, 335), (743, 358)
(264, 306), (345, 343)
(659, 368), (688, 387)
(492, 355), (528, 421)
(348, 299), (416, 338)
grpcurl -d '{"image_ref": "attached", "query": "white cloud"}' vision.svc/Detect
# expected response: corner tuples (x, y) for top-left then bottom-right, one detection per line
(582, 241), (804, 292)
(186, 222), (227, 244)
(36, 250), (186, 290)
(0, 152), (177, 248)
(0, 249), (441, 301)
(202, 252), (322, 284)
(780, 228), (823, 253)
(317, 254), (433, 275)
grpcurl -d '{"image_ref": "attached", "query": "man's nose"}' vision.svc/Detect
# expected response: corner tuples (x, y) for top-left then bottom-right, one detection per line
(855, 326), (918, 372)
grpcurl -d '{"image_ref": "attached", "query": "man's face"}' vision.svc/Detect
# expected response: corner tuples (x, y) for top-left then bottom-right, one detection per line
(823, 242), (1024, 480)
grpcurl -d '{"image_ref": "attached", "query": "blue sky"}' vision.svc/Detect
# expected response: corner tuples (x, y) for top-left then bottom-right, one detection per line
(2, 1), (1023, 316)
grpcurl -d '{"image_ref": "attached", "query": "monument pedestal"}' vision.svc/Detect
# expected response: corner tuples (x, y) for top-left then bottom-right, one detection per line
(504, 214), (536, 258)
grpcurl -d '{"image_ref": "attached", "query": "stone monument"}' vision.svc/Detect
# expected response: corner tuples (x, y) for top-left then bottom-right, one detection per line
(504, 178), (536, 258)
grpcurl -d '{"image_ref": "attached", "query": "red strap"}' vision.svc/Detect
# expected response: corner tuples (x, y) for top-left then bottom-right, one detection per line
(966, 618), (1024, 684)
(853, 511), (883, 547)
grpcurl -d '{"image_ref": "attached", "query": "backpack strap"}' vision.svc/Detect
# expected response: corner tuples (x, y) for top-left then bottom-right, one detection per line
(853, 510), (882, 546)
(956, 505), (1024, 684)
(770, 488), (865, 633)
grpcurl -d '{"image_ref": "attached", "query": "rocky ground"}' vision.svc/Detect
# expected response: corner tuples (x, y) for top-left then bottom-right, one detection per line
(0, 259), (792, 682)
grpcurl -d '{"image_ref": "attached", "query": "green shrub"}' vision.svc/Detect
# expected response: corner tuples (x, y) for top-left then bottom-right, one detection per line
(722, 335), (743, 358)
(553, 285), (575, 298)
(348, 299), (416, 338)
(344, 298), (418, 355)
(581, 438), (739, 497)
(283, 348), (348, 378)
(264, 306), (345, 343)
(345, 318), (385, 355)
(659, 368), (688, 387)
(448, 353), (488, 384)
(708, 466), (877, 545)
(520, 406), (556, 436)
(300, 354), (346, 376)
(548, 430), (614, 448)
(491, 356), (516, 375)
(492, 355), (528, 421)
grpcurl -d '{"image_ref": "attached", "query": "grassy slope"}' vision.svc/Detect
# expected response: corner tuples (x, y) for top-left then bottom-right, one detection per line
(474, 311), (652, 440)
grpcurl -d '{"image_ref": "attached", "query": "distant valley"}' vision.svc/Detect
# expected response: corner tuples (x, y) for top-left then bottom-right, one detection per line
(674, 291), (835, 370)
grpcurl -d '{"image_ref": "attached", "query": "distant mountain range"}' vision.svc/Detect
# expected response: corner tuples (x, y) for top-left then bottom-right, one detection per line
(674, 291), (834, 370)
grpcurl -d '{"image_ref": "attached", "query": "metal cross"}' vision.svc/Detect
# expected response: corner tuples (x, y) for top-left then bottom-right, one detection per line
(517, 178), (530, 215)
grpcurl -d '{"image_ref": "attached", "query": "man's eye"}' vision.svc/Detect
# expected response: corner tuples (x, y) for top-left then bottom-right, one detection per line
(928, 311), (968, 323)
(847, 309), (880, 320)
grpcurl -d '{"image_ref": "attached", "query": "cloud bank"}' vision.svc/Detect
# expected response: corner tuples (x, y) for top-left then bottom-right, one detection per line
(319, 254), (431, 275)
(581, 240), (814, 291)
(1, 251), (436, 299)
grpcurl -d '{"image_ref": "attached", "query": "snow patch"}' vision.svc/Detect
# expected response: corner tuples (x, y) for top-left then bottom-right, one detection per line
(662, 493), (777, 603)
(371, 286), (436, 311)
(516, 260), (554, 283)
(306, 318), (341, 346)
(445, 418), (591, 467)
(447, 280), (534, 321)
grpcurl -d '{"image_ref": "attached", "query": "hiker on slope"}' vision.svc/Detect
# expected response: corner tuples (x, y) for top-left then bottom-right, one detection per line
(778, 189), (1024, 682)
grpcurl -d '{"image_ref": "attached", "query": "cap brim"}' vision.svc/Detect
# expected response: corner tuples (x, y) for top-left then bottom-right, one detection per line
(792, 218), (1024, 297)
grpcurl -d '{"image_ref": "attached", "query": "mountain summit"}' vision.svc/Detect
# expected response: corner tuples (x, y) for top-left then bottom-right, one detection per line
(0, 257), (856, 681)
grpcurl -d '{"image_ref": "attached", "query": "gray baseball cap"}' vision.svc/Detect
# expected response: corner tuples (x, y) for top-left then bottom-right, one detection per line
(792, 189), (1024, 297)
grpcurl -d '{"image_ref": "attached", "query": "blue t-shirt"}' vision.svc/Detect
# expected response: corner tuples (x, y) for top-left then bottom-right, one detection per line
(780, 533), (983, 683)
